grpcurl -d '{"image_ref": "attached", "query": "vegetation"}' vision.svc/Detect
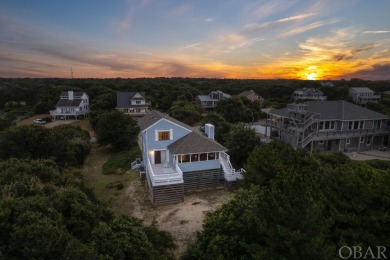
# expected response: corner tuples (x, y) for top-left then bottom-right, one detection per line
(184, 142), (390, 259)
(102, 146), (142, 175)
(0, 124), (90, 167)
(0, 158), (175, 259)
(96, 110), (140, 151)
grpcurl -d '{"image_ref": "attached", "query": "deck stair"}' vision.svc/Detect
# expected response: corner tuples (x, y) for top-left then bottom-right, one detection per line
(220, 152), (245, 181)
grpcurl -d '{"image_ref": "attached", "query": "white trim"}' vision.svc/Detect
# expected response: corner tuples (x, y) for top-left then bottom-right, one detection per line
(142, 118), (192, 134)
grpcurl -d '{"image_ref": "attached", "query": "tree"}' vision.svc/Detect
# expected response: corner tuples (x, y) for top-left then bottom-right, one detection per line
(201, 112), (231, 144)
(224, 124), (258, 168)
(96, 110), (140, 151)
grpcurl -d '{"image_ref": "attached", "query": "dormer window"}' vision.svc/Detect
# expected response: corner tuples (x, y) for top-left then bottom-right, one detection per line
(156, 130), (172, 141)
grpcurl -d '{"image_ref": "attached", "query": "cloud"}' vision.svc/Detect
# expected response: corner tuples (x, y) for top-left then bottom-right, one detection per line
(279, 19), (339, 38)
(277, 13), (317, 22)
(363, 31), (389, 34)
(337, 63), (390, 80)
(183, 42), (202, 49)
(205, 18), (213, 23)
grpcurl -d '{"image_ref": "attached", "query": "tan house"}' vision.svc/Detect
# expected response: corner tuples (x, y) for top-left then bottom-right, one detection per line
(238, 90), (264, 104)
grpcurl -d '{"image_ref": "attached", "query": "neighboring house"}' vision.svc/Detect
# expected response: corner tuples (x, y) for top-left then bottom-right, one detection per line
(321, 81), (335, 87)
(116, 91), (149, 116)
(349, 87), (380, 105)
(50, 91), (89, 120)
(238, 90), (264, 104)
(136, 111), (244, 205)
(266, 101), (390, 152)
(291, 88), (327, 102)
(196, 90), (231, 109)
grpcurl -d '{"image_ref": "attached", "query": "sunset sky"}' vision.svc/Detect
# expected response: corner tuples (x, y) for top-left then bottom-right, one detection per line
(0, 0), (389, 80)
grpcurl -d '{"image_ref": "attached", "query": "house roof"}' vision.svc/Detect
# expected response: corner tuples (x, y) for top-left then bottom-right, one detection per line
(238, 90), (255, 97)
(168, 131), (227, 154)
(213, 90), (231, 99)
(116, 91), (146, 108)
(294, 88), (324, 95)
(269, 100), (389, 121)
(350, 87), (374, 93)
(60, 91), (86, 97)
(55, 99), (83, 107)
(137, 110), (193, 132)
(55, 91), (87, 107)
(197, 95), (212, 102)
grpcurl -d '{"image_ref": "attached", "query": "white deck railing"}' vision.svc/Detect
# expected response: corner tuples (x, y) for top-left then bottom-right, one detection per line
(220, 152), (244, 181)
(147, 158), (183, 186)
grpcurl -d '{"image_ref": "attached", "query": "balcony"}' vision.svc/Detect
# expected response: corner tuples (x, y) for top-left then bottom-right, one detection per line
(147, 158), (183, 186)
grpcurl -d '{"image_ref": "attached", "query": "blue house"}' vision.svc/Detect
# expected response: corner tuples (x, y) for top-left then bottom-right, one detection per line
(137, 111), (243, 205)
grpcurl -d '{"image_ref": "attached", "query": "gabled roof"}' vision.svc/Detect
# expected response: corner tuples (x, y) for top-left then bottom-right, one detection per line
(294, 88), (324, 95)
(137, 110), (192, 132)
(56, 91), (87, 107)
(238, 90), (263, 99)
(168, 131), (227, 154)
(116, 91), (147, 108)
(349, 87), (374, 93)
(197, 95), (212, 102)
(55, 99), (83, 107)
(269, 101), (389, 121)
(60, 92), (86, 97)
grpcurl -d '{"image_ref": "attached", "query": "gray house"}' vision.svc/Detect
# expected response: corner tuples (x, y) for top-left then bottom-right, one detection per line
(349, 87), (380, 105)
(292, 88), (327, 102)
(116, 91), (149, 116)
(136, 111), (243, 205)
(266, 101), (390, 152)
(196, 90), (231, 109)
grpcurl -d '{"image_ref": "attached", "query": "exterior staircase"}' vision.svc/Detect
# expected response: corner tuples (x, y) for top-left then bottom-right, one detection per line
(131, 158), (142, 170)
(220, 152), (245, 181)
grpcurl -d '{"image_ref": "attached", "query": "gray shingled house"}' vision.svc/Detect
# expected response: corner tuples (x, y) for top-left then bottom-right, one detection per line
(238, 90), (264, 104)
(266, 101), (390, 152)
(196, 90), (231, 109)
(116, 91), (149, 116)
(136, 111), (244, 205)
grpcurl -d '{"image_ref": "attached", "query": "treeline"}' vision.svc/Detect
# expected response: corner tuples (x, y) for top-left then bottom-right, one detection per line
(0, 159), (175, 259)
(183, 141), (390, 259)
(0, 117), (174, 258)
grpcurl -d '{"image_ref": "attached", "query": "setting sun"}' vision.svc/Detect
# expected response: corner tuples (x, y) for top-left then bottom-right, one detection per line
(307, 73), (317, 80)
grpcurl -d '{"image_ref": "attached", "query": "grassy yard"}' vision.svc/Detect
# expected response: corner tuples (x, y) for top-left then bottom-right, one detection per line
(82, 143), (146, 207)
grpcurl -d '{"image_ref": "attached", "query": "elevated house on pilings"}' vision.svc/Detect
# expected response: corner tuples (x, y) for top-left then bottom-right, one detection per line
(136, 111), (244, 205)
(50, 91), (89, 120)
(266, 101), (390, 152)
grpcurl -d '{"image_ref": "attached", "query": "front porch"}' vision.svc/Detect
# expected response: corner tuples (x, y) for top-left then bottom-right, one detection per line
(50, 110), (89, 120)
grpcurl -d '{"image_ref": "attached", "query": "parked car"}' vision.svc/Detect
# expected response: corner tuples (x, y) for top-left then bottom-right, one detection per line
(33, 119), (46, 125)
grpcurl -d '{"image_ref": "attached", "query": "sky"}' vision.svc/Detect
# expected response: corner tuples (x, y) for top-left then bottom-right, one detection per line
(0, 0), (389, 80)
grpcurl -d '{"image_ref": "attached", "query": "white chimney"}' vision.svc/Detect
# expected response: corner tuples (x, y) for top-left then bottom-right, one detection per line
(205, 123), (215, 140)
(68, 91), (74, 100)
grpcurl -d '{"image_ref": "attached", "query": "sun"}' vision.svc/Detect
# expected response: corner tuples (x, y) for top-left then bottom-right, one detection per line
(307, 72), (317, 80)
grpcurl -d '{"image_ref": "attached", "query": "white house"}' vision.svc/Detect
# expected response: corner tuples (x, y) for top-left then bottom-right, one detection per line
(50, 91), (89, 120)
(349, 87), (380, 105)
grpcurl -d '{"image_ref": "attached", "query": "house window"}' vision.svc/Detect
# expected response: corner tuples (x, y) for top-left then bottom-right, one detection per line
(319, 140), (324, 145)
(375, 120), (382, 129)
(346, 138), (350, 144)
(366, 137), (371, 145)
(157, 130), (171, 141)
(179, 155), (190, 163)
(200, 153), (207, 161)
(191, 154), (199, 162)
(348, 122), (353, 130)
(359, 121), (364, 129)
(136, 101), (141, 104)
(360, 137), (365, 143)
